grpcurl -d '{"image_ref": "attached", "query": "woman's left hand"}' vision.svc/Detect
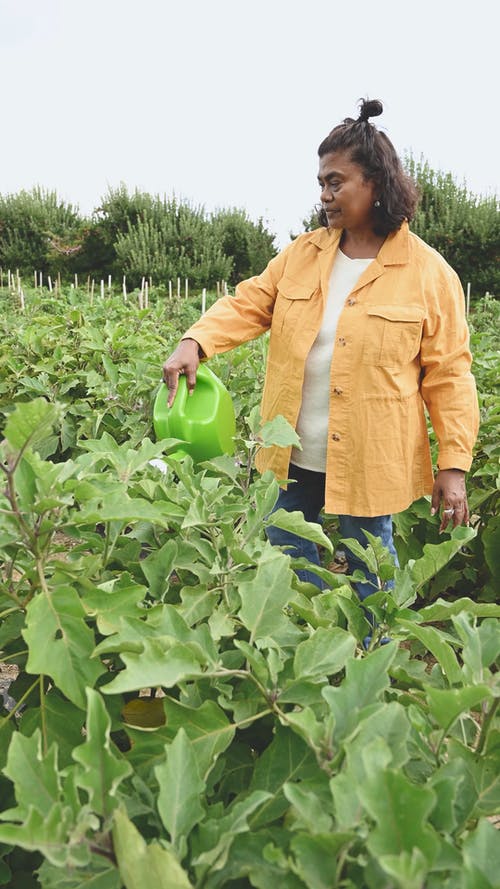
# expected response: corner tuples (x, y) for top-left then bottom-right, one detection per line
(431, 469), (469, 532)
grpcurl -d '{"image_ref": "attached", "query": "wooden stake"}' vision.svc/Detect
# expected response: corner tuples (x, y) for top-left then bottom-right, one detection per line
(216, 281), (220, 299)
(122, 275), (127, 301)
(90, 279), (95, 305)
(177, 277), (180, 298)
(108, 274), (112, 293)
(34, 270), (37, 289)
(185, 278), (188, 298)
(466, 282), (471, 317)
(75, 273), (78, 288)
(201, 287), (207, 315)
(48, 276), (53, 292)
(19, 288), (25, 312)
(169, 279), (172, 299)
(145, 280), (149, 309)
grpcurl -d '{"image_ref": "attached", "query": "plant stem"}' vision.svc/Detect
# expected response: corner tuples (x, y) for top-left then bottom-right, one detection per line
(40, 674), (48, 755)
(0, 650), (28, 663)
(0, 606), (21, 620)
(0, 676), (39, 728)
(476, 698), (499, 755)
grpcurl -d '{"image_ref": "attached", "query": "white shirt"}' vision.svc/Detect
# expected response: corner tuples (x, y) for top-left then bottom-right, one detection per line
(291, 249), (374, 472)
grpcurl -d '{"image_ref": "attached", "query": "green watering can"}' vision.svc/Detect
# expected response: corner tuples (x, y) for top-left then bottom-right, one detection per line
(153, 364), (236, 462)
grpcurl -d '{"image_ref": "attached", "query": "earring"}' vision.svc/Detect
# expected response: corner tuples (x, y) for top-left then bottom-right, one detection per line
(374, 200), (381, 208)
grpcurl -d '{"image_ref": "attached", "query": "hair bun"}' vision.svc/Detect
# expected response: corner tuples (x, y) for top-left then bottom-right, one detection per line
(357, 98), (383, 123)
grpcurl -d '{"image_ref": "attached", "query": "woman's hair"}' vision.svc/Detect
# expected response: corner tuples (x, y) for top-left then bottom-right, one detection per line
(317, 98), (419, 235)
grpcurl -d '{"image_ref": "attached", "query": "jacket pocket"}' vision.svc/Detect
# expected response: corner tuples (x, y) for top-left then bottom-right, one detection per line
(273, 276), (316, 334)
(362, 304), (425, 367)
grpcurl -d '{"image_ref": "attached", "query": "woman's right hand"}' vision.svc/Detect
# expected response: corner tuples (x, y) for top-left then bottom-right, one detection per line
(162, 338), (201, 407)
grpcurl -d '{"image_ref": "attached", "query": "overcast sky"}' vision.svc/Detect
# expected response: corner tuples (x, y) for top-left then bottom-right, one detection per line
(1, 0), (498, 248)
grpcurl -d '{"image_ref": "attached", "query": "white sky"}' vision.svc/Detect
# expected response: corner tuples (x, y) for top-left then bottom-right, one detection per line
(1, 0), (498, 248)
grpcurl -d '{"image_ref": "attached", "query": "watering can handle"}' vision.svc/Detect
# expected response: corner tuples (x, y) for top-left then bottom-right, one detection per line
(163, 338), (201, 406)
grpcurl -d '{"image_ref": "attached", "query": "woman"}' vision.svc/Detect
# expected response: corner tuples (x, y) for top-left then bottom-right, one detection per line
(162, 98), (479, 598)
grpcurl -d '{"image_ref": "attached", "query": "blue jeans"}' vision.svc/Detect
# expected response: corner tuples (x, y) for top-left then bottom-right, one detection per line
(265, 463), (398, 600)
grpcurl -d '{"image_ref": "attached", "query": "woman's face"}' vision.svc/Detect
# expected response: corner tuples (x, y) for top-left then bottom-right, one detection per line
(318, 151), (378, 235)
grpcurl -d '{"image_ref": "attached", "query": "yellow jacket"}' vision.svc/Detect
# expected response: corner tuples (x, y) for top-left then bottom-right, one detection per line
(183, 222), (479, 516)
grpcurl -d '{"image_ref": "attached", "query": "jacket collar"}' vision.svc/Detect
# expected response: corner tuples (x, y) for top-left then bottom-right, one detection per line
(309, 220), (410, 266)
(310, 221), (410, 297)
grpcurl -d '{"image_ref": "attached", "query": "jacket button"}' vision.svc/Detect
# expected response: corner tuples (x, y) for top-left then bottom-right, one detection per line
(331, 433), (341, 441)
(333, 387), (343, 396)
(338, 337), (346, 346)
(347, 298), (356, 306)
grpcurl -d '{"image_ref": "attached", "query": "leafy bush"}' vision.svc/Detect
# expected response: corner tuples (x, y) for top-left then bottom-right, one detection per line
(114, 197), (232, 288)
(0, 184), (278, 289)
(211, 208), (277, 284)
(407, 157), (499, 298)
(0, 188), (84, 279)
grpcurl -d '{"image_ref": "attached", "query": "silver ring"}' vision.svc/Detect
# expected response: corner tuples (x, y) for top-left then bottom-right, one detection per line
(443, 508), (455, 514)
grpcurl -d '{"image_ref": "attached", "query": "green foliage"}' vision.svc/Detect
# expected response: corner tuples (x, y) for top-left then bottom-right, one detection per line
(114, 196), (232, 288)
(0, 188), (84, 279)
(0, 288), (498, 888)
(0, 183), (277, 288)
(210, 208), (277, 283)
(406, 156), (499, 298)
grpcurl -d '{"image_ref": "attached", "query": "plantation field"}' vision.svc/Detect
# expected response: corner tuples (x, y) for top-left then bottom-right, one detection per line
(0, 285), (499, 889)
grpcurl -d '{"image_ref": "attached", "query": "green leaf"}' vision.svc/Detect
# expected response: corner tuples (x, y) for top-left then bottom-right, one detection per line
(238, 547), (295, 643)
(20, 694), (85, 767)
(322, 642), (398, 743)
(248, 727), (319, 829)
(378, 848), (428, 889)
(1, 730), (60, 820)
(293, 627), (356, 679)
(483, 515), (500, 578)
(22, 587), (105, 710)
(360, 768), (440, 865)
(4, 399), (62, 454)
(75, 494), (175, 528)
(0, 803), (96, 868)
(126, 699), (235, 779)
(340, 536), (379, 576)
(417, 597), (500, 622)
(82, 575), (147, 634)
(426, 685), (493, 731)
(191, 791), (272, 871)
(101, 637), (206, 694)
(112, 807), (193, 889)
(283, 783), (333, 833)
(258, 414), (301, 449)
(72, 689), (132, 818)
(266, 509), (333, 554)
(405, 525), (476, 592)
(140, 540), (178, 598)
(462, 819), (500, 889)
(396, 620), (463, 686)
(452, 613), (500, 679)
(155, 728), (205, 854)
(290, 832), (354, 889)
(37, 857), (121, 889)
